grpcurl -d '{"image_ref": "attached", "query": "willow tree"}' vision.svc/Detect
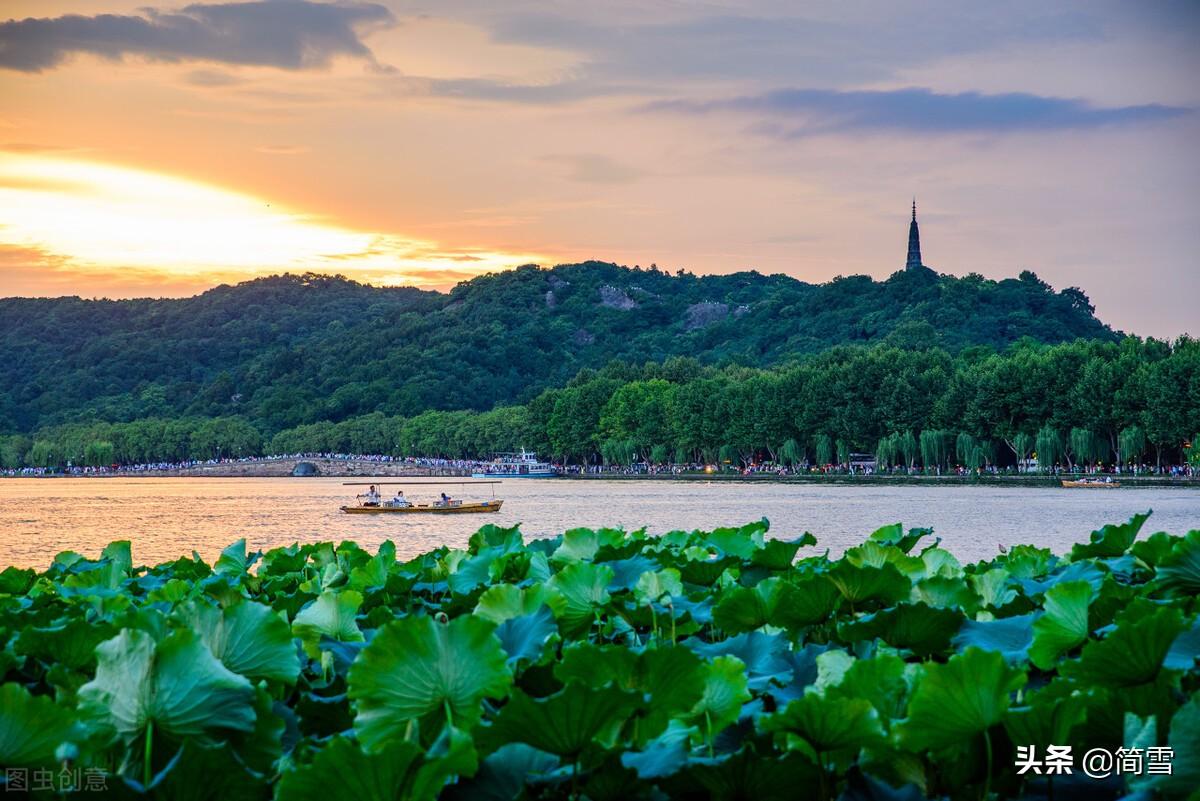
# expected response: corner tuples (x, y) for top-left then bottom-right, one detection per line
(919, 430), (952, 472)
(649, 444), (669, 465)
(898, 431), (918, 470)
(718, 444), (738, 465)
(836, 439), (851, 467)
(1068, 428), (1108, 469)
(876, 436), (896, 470)
(1035, 425), (1062, 472)
(1012, 432), (1034, 472)
(956, 433), (977, 467)
(1117, 426), (1146, 466)
(814, 434), (834, 467)
(779, 438), (803, 467)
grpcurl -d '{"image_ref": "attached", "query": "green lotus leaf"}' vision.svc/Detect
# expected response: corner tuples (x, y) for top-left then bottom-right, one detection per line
(751, 534), (817, 569)
(1157, 530), (1200, 595)
(494, 606), (558, 667)
(552, 527), (626, 564)
(180, 600), (299, 684)
(1000, 545), (1054, 579)
(1165, 619), (1200, 671)
(0, 683), (79, 768)
(137, 739), (265, 801)
(214, 539), (252, 575)
(15, 616), (116, 671)
(1149, 691), (1200, 798)
(689, 655), (751, 737)
(844, 542), (925, 578)
(1061, 605), (1187, 688)
(555, 641), (636, 686)
(952, 613), (1037, 664)
(869, 524), (932, 555)
(840, 602), (965, 657)
(545, 561), (614, 636)
(555, 643), (705, 740)
(814, 649), (857, 693)
(762, 692), (885, 753)
(448, 547), (502, 594)
(1017, 561), (1104, 598)
(0, 566), (35, 595)
(634, 568), (683, 605)
(276, 735), (427, 801)
(687, 632), (792, 691)
(410, 722), (481, 801)
(1029, 580), (1093, 670)
(468, 523), (525, 555)
(292, 589), (364, 658)
(914, 574), (977, 612)
(444, 743), (560, 801)
(714, 575), (840, 634)
(1069, 512), (1150, 560)
(970, 568), (1016, 609)
(702, 520), (769, 560)
(828, 561), (912, 606)
(1130, 531), (1177, 568)
(78, 628), (255, 741)
(827, 653), (910, 723)
(1002, 681), (1088, 752)
(484, 682), (642, 758)
(348, 541), (396, 592)
(473, 583), (560, 623)
(348, 614), (512, 750)
(621, 721), (696, 779)
(920, 548), (964, 579)
(897, 647), (1026, 752)
(662, 747), (821, 801)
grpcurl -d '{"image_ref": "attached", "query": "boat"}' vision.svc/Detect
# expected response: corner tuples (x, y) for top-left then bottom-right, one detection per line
(342, 499), (504, 514)
(472, 449), (556, 478)
(340, 480), (504, 514)
(1061, 478), (1121, 488)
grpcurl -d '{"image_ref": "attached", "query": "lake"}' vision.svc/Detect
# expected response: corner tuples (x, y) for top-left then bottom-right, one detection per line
(1, 477), (1196, 568)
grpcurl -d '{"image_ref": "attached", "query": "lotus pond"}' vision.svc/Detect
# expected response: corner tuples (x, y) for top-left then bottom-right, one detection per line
(1, 514), (1198, 800)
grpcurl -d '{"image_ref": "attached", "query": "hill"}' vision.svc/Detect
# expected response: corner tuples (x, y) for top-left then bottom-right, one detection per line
(0, 262), (1117, 433)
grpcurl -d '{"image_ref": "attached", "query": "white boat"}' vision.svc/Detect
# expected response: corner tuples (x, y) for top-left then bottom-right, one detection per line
(472, 449), (556, 478)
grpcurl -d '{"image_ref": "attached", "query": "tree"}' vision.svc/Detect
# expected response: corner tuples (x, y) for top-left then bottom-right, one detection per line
(1035, 425), (1062, 472)
(1118, 426), (1146, 466)
(779, 438), (803, 467)
(814, 434), (834, 467)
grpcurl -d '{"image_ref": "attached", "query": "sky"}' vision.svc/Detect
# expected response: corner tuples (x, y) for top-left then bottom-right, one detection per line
(0, 1), (1197, 337)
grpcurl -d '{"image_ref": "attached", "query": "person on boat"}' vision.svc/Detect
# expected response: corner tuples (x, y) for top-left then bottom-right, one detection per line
(391, 490), (410, 508)
(438, 492), (451, 507)
(360, 485), (381, 506)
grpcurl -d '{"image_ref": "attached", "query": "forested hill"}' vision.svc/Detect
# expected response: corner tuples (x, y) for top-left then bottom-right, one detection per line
(0, 262), (1117, 433)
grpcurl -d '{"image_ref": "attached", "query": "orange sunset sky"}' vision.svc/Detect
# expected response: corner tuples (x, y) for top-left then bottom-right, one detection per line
(1, 1), (1197, 336)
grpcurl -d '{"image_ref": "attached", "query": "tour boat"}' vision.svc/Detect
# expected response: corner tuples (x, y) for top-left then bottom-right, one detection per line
(341, 480), (504, 514)
(341, 499), (504, 514)
(1061, 479), (1120, 488)
(471, 449), (556, 478)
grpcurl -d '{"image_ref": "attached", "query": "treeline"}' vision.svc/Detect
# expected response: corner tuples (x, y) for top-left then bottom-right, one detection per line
(5, 337), (1198, 471)
(0, 263), (1116, 435)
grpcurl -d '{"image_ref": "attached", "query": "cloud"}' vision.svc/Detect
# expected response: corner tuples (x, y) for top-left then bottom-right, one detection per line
(0, 1), (396, 73)
(644, 87), (1190, 135)
(540, 154), (642, 185)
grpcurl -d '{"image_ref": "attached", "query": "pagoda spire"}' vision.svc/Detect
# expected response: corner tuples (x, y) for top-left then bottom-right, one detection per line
(905, 198), (923, 270)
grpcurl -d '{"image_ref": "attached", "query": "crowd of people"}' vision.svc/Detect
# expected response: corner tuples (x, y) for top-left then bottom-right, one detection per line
(4, 452), (1196, 479)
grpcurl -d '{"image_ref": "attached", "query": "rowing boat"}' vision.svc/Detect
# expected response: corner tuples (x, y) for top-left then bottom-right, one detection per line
(1061, 480), (1120, 488)
(341, 499), (504, 514)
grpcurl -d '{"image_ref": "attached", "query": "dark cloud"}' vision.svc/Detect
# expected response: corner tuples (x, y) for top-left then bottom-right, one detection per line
(645, 88), (1190, 135)
(0, 1), (395, 73)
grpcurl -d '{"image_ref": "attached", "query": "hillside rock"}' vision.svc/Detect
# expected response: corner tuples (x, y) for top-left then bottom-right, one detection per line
(598, 285), (638, 310)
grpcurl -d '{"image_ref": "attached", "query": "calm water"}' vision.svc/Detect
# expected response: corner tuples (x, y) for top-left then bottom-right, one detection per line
(1, 478), (1197, 568)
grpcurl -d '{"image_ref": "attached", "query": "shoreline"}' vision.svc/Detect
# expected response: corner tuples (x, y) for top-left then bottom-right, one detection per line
(5, 470), (1196, 488)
